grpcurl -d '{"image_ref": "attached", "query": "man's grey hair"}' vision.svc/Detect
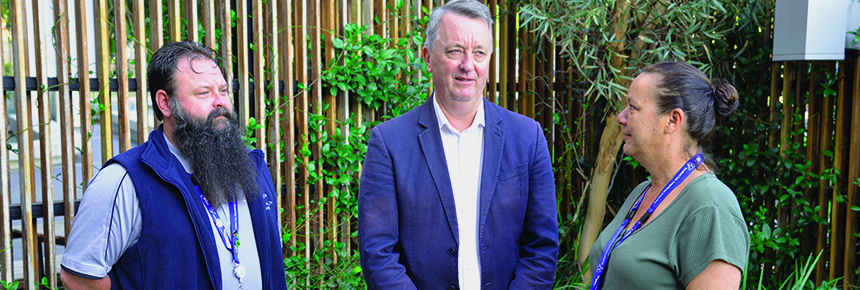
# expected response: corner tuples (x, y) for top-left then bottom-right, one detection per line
(423, 0), (494, 52)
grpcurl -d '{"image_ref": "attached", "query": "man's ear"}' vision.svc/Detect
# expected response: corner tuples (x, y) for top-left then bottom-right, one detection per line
(155, 90), (173, 118)
(423, 47), (433, 73)
(665, 108), (685, 134)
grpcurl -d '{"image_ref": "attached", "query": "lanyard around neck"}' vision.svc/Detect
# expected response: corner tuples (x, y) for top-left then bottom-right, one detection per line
(190, 174), (246, 289)
(590, 153), (703, 290)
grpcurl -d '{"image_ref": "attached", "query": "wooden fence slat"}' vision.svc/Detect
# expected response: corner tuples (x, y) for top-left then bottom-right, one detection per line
(279, 0), (297, 256)
(218, 0), (234, 101)
(266, 0), (281, 226)
(54, 0), (76, 244)
(498, 0), (508, 109)
(844, 51), (860, 286)
(517, 12), (527, 114)
(831, 59), (848, 280)
(10, 0), (37, 284)
(362, 0), (372, 37)
(296, 0), (311, 261)
(488, 0), (497, 104)
(309, 0), (324, 271)
(237, 0), (251, 127)
(150, 0), (164, 68)
(76, 0), (93, 192)
(0, 12), (11, 283)
(134, 0), (149, 144)
(816, 61), (836, 282)
(116, 0), (132, 153)
(95, 0), (113, 164)
(376, 0), (387, 36)
(254, 0), (267, 151)
(203, 0), (217, 49)
(321, 0), (338, 263)
(168, 0), (181, 41)
(186, 0), (200, 42)
(33, 0), (57, 285)
(338, 0), (353, 256)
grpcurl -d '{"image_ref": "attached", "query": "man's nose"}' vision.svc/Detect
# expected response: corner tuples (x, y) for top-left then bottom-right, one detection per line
(458, 53), (474, 71)
(213, 90), (229, 108)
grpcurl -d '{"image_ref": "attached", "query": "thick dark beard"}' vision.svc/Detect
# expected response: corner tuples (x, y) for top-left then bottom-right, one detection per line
(171, 104), (259, 208)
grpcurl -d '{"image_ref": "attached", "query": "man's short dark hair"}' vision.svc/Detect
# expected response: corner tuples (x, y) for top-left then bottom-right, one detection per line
(148, 41), (218, 120)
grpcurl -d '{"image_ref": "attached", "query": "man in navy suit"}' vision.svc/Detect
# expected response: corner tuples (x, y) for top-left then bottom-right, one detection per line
(357, 1), (559, 289)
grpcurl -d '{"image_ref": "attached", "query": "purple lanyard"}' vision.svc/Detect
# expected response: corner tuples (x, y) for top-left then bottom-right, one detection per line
(590, 153), (703, 290)
(190, 174), (246, 289)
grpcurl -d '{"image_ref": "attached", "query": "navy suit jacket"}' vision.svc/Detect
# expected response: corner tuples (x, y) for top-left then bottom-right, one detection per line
(358, 97), (559, 290)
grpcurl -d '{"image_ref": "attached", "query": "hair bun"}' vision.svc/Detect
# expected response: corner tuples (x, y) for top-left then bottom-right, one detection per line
(712, 80), (739, 117)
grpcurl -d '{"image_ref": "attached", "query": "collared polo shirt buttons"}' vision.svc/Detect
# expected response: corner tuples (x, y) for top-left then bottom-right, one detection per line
(447, 248), (457, 257)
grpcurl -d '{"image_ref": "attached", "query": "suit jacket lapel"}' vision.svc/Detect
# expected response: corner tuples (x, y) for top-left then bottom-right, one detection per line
(417, 97), (460, 243)
(479, 99), (504, 241)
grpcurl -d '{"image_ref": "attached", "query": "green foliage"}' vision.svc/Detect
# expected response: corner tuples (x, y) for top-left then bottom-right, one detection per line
(742, 251), (840, 290)
(281, 3), (430, 287)
(322, 21), (431, 118)
(520, 0), (735, 114)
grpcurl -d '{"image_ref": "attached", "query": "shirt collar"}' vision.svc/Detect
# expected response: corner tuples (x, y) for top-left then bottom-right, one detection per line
(163, 131), (193, 173)
(431, 93), (485, 133)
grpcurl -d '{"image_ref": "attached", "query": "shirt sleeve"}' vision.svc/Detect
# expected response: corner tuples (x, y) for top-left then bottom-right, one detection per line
(675, 204), (750, 285)
(61, 163), (142, 279)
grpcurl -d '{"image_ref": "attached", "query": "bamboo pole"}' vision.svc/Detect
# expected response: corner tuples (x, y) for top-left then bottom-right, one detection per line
(279, 0), (296, 257)
(10, 0), (37, 284)
(150, 0), (164, 130)
(33, 0), (57, 285)
(321, 0), (339, 261)
(76, 0), (94, 191)
(134, 0), (149, 144)
(237, 0), (251, 126)
(816, 61), (835, 283)
(150, 0), (164, 51)
(266, 0), (282, 223)
(844, 51), (860, 286)
(487, 0), (497, 104)
(831, 59), (848, 280)
(295, 0), (311, 262)
(168, 0), (181, 41)
(116, 0), (132, 153)
(218, 0), (234, 100)
(254, 0), (267, 151)
(498, 0), (508, 109)
(0, 25), (10, 282)
(95, 0), (113, 163)
(806, 62), (822, 282)
(186, 0), (200, 42)
(309, 0), (325, 271)
(203, 0), (217, 49)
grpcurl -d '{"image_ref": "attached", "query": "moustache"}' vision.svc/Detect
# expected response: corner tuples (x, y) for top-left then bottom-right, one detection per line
(206, 107), (235, 123)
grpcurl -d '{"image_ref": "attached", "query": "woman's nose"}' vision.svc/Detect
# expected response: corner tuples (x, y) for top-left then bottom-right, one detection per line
(617, 107), (628, 125)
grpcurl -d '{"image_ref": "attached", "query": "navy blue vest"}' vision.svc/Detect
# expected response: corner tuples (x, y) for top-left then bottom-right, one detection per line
(105, 127), (287, 289)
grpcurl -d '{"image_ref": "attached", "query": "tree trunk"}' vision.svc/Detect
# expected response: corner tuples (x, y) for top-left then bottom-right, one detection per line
(578, 118), (624, 279)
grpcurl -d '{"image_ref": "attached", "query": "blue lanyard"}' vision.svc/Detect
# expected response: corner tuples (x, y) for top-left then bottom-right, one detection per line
(190, 174), (245, 289)
(590, 153), (703, 290)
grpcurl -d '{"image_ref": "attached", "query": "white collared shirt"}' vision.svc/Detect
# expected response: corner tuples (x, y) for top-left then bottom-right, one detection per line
(432, 95), (485, 289)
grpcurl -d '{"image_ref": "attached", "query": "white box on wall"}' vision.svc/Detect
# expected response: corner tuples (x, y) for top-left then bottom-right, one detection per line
(848, 0), (860, 50)
(773, 0), (851, 60)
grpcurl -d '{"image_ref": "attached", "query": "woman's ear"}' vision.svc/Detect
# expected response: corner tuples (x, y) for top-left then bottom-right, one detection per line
(665, 108), (685, 134)
(155, 90), (173, 118)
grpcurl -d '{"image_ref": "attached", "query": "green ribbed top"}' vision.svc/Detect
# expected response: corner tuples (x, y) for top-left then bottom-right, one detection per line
(589, 173), (750, 289)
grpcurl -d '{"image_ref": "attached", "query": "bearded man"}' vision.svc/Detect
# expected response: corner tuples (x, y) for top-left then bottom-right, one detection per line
(60, 41), (288, 290)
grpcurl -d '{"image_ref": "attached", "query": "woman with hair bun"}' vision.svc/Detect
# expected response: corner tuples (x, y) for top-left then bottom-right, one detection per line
(589, 61), (750, 290)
